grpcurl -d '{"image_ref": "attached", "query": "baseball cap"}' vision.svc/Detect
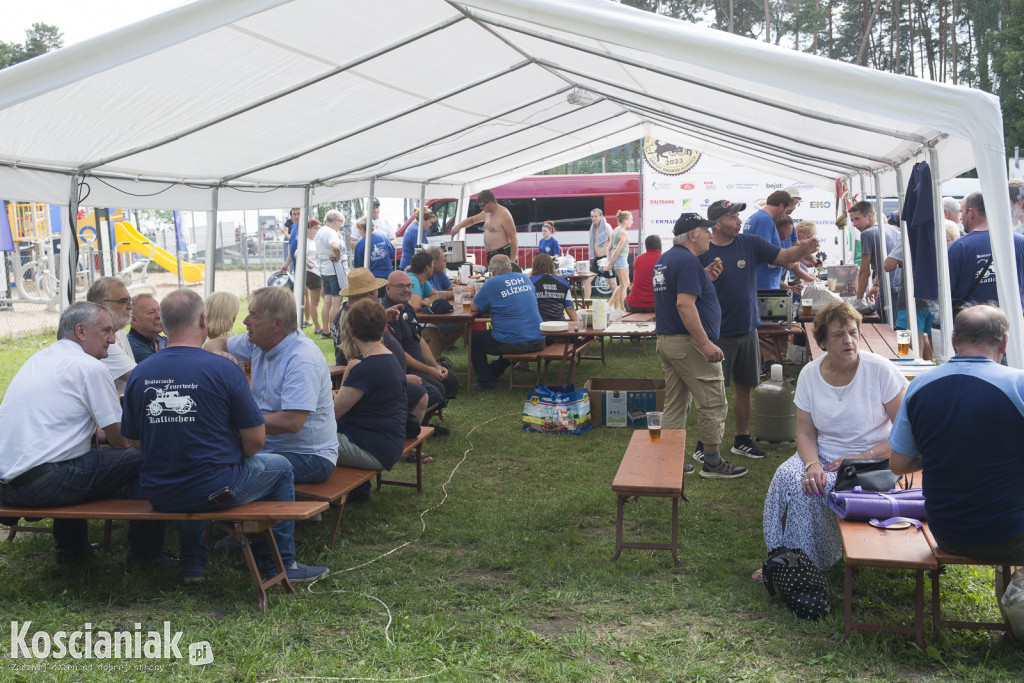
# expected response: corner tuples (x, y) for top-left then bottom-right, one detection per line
(672, 212), (717, 236)
(372, 197), (381, 206)
(782, 186), (802, 199)
(707, 199), (747, 222)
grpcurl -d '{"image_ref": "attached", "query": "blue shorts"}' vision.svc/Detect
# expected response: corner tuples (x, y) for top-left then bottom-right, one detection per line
(896, 308), (932, 334)
(321, 274), (341, 296)
(612, 255), (628, 271)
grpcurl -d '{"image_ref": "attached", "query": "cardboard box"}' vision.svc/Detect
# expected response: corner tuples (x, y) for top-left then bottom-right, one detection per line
(584, 378), (666, 428)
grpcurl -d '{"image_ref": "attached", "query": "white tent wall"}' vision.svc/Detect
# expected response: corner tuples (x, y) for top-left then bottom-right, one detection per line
(0, 0), (1019, 363)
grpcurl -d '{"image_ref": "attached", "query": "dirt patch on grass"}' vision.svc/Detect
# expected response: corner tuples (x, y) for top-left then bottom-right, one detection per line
(529, 614), (577, 638)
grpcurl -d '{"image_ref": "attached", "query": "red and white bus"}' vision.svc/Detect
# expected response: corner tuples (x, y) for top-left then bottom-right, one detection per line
(396, 173), (641, 284)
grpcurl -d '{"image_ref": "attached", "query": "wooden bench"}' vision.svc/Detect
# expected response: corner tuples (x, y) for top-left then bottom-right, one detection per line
(837, 518), (937, 650)
(376, 426), (433, 495)
(610, 429), (688, 566)
(922, 524), (1014, 639)
(294, 467), (377, 550)
(503, 341), (592, 390)
(0, 499), (327, 611)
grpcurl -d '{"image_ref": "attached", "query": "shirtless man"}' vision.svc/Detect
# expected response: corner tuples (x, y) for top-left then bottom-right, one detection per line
(450, 189), (520, 271)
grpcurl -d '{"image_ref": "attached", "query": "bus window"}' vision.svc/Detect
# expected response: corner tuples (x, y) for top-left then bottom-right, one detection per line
(535, 196), (603, 232)
(428, 200), (456, 236)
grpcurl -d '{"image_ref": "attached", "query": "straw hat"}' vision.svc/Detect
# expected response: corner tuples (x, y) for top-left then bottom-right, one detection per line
(339, 268), (386, 297)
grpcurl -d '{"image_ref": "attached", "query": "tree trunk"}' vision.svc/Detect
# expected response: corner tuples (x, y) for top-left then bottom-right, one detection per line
(856, 0), (884, 66)
(950, 0), (957, 84)
(813, 0), (819, 54)
(764, 0), (771, 43)
(728, 0), (734, 33)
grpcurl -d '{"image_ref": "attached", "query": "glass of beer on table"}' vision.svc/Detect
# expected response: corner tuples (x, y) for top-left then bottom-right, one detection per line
(462, 287), (472, 312)
(646, 411), (663, 442)
(896, 329), (911, 357)
(801, 297), (813, 318)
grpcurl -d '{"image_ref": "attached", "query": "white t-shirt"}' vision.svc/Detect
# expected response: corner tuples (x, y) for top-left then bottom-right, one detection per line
(0, 339), (122, 481)
(794, 350), (908, 463)
(305, 237), (318, 274)
(373, 217), (395, 241)
(314, 226), (346, 281)
(101, 329), (136, 392)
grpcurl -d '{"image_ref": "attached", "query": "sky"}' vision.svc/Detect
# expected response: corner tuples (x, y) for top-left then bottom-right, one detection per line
(0, 0), (193, 46)
(2, 0), (410, 230)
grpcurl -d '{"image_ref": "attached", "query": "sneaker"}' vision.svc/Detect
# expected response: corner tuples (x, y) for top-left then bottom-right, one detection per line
(731, 437), (767, 459)
(699, 459), (749, 479)
(271, 561), (329, 583)
(471, 383), (496, 392)
(177, 567), (205, 584)
(692, 441), (705, 463)
(684, 463), (695, 475)
(425, 422), (450, 437)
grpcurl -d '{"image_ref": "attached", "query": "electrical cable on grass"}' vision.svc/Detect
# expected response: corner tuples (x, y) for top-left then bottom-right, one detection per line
(279, 411), (516, 683)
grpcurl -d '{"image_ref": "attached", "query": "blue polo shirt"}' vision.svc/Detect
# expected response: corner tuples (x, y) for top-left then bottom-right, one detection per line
(888, 357), (1024, 545)
(354, 233), (396, 278)
(473, 272), (544, 344)
(699, 235), (780, 336)
(653, 244), (720, 341)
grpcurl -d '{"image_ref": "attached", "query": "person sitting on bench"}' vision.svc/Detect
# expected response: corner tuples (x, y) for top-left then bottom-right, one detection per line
(0, 302), (162, 567)
(334, 299), (408, 471)
(889, 304), (1024, 563)
(206, 287), (338, 484)
(121, 289), (328, 583)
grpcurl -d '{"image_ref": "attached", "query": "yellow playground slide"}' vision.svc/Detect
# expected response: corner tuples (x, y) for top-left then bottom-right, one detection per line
(114, 221), (205, 283)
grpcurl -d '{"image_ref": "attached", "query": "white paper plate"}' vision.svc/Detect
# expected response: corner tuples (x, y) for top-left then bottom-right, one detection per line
(540, 321), (569, 332)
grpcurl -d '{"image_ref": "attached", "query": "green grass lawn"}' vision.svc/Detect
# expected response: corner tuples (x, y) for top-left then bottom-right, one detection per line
(1, 307), (1021, 681)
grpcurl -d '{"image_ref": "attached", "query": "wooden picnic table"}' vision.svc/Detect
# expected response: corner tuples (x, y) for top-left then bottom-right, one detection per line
(543, 321), (657, 365)
(565, 273), (596, 308)
(416, 308), (478, 396)
(803, 321), (909, 361)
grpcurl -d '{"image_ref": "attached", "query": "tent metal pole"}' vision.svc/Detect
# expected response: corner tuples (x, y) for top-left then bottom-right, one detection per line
(418, 184), (428, 254)
(427, 117), (635, 181)
(894, 166), (919, 355)
(77, 16), (467, 174)
(365, 180), (375, 270)
(204, 188), (218, 299)
(386, 105), (627, 180)
(489, 16), (929, 145)
(222, 61), (533, 182)
(242, 209), (251, 299)
(60, 174), (79, 312)
(928, 150), (955, 362)
(871, 173), (894, 326)
(294, 189), (310, 330)
(311, 89), (570, 184)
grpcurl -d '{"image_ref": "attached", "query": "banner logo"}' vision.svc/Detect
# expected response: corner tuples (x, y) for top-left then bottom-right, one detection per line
(643, 138), (701, 175)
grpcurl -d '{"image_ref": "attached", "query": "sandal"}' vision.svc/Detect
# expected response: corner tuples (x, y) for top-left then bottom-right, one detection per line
(320, 332), (332, 340)
(402, 452), (434, 464)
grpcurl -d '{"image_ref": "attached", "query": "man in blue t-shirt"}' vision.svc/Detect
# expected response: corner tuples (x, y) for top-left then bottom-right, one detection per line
(889, 305), (1024, 563)
(127, 293), (167, 363)
(654, 212), (747, 480)
(353, 217), (396, 279)
(948, 192), (1024, 312)
(281, 207), (301, 272)
(122, 289), (328, 583)
(743, 190), (792, 288)
(205, 287), (339, 485)
(698, 199), (819, 461)
(470, 254), (545, 390)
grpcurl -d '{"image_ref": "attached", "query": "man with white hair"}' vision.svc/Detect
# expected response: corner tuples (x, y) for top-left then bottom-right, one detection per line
(942, 196), (962, 227)
(86, 275), (136, 389)
(0, 302), (159, 566)
(127, 293), (167, 362)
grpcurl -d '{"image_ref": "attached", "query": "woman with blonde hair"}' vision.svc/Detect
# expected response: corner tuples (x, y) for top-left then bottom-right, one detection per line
(204, 291), (240, 346)
(400, 207), (436, 270)
(607, 210), (633, 310)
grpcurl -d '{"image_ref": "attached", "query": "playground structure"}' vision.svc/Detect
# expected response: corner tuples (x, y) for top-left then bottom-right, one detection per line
(2, 203), (204, 310)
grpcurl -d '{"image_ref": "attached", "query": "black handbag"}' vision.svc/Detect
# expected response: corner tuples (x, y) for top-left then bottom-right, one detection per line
(832, 457), (899, 493)
(762, 547), (831, 620)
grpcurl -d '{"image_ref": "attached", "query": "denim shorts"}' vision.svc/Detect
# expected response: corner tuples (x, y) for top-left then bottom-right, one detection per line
(321, 274), (341, 296)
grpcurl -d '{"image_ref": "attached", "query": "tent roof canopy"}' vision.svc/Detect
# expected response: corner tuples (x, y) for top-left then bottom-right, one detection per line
(0, 0), (1007, 210)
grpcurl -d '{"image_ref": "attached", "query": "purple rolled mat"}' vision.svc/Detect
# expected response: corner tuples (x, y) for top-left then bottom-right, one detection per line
(828, 488), (926, 521)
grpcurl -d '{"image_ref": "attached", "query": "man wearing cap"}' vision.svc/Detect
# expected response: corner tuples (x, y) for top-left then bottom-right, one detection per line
(653, 213), (747, 480)
(743, 190), (793, 289)
(698, 200), (819, 461)
(451, 189), (520, 271)
(371, 198), (397, 245)
(205, 287), (338, 484)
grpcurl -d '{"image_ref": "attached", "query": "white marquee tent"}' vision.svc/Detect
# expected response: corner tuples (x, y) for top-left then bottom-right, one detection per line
(0, 0), (1019, 362)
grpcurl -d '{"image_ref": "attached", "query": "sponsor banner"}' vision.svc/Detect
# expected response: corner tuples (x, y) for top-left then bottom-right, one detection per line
(641, 152), (848, 265)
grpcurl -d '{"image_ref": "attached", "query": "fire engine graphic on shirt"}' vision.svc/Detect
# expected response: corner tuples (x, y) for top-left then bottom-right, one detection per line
(143, 384), (198, 423)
